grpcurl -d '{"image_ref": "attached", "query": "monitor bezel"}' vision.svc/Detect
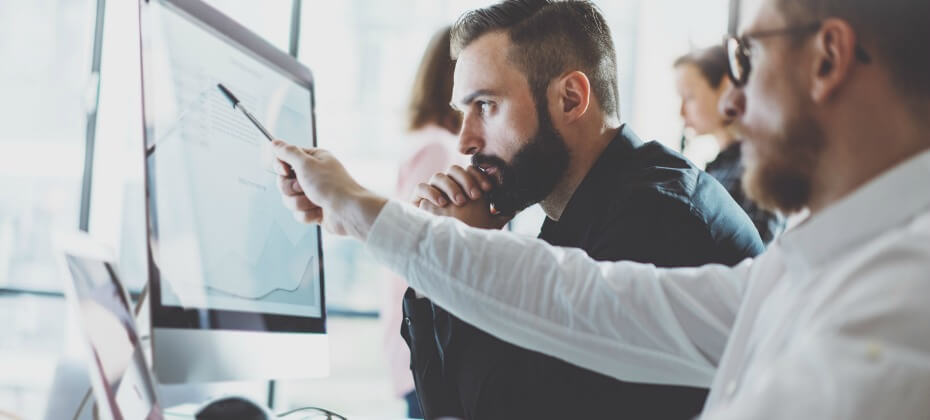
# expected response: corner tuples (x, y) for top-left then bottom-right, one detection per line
(139, 0), (326, 334)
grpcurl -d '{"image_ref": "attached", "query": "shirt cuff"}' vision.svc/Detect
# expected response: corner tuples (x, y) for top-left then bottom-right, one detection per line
(366, 200), (432, 276)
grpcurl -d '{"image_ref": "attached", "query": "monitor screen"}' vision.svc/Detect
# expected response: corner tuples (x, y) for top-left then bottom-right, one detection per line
(142, 0), (324, 332)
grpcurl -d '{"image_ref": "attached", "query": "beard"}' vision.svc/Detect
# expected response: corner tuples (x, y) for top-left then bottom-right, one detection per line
(471, 103), (570, 215)
(741, 107), (824, 215)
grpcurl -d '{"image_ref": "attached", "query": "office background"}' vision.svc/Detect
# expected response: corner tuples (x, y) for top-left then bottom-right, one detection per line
(0, 0), (735, 416)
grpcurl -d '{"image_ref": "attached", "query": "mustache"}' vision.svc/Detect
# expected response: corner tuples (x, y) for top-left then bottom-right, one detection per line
(721, 114), (738, 129)
(471, 153), (507, 168)
(470, 154), (508, 184)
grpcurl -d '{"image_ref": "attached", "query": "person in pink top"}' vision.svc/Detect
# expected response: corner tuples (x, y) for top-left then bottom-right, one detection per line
(380, 26), (462, 419)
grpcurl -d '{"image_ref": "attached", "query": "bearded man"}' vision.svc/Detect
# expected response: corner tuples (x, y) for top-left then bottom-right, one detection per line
(395, 1), (763, 418)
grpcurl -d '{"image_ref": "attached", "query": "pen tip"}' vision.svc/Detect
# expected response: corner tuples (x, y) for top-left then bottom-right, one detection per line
(216, 83), (238, 108)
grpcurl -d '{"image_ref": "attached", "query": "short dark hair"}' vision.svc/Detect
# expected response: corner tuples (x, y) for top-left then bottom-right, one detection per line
(451, 0), (620, 119)
(408, 26), (462, 133)
(777, 0), (930, 102)
(674, 45), (729, 89)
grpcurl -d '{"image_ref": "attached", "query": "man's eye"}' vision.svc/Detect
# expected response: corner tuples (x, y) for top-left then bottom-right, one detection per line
(476, 101), (492, 116)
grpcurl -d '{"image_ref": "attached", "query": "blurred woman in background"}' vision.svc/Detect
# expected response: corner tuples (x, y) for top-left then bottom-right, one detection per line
(674, 45), (785, 245)
(380, 26), (463, 419)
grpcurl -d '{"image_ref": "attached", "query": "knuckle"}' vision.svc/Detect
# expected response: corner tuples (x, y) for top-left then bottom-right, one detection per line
(413, 184), (430, 199)
(283, 181), (299, 196)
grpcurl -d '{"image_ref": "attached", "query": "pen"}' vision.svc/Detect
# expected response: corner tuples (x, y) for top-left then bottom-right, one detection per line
(216, 83), (295, 178)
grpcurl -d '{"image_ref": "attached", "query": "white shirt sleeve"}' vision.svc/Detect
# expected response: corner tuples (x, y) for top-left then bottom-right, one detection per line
(366, 201), (753, 388)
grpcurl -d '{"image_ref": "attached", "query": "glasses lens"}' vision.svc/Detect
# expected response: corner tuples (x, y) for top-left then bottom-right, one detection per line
(726, 37), (747, 86)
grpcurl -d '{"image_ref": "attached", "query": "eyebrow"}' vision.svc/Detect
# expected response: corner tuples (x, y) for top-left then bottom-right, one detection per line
(450, 89), (497, 111)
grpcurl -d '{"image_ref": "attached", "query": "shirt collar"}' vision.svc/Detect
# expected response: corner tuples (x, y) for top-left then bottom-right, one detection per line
(779, 148), (930, 271)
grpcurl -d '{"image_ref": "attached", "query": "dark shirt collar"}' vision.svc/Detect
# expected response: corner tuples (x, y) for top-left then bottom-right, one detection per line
(539, 124), (642, 244)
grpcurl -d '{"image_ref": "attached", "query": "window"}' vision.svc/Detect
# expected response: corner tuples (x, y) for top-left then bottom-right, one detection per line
(0, 0), (97, 416)
(624, 0), (731, 168)
(0, 0), (95, 291)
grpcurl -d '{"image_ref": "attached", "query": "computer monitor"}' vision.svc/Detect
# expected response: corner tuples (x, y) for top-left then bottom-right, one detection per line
(139, 0), (328, 383)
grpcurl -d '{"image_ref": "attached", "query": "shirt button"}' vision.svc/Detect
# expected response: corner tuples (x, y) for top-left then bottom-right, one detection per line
(404, 317), (412, 326)
(725, 381), (737, 397)
(866, 341), (883, 362)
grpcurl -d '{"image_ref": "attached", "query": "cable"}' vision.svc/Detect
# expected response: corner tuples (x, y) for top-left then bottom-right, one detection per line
(276, 405), (347, 419)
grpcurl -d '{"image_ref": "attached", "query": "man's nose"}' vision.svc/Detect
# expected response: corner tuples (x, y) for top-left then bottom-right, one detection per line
(719, 84), (746, 122)
(458, 119), (484, 155)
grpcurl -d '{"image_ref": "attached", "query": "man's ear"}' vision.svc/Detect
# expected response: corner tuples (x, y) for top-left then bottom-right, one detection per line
(810, 18), (860, 103)
(716, 77), (736, 124)
(552, 70), (591, 123)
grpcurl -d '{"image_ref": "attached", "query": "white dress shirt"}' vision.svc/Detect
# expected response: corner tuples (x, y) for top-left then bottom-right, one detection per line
(366, 149), (930, 419)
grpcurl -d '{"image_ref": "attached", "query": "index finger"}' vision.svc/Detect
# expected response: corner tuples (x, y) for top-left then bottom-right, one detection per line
(467, 165), (494, 191)
(447, 165), (488, 199)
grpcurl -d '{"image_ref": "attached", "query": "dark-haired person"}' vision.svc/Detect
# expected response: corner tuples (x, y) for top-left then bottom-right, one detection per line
(380, 26), (465, 419)
(270, 0), (930, 418)
(399, 1), (763, 418)
(674, 46), (786, 245)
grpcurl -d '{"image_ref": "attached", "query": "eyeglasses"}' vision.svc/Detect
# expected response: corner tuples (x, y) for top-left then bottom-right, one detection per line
(724, 21), (871, 87)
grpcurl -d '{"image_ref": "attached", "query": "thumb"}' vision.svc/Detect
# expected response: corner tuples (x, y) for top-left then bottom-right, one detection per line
(489, 204), (515, 227)
(491, 212), (514, 230)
